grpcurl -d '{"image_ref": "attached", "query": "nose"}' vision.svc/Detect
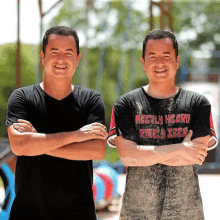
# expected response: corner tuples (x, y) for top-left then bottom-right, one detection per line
(56, 53), (65, 61)
(156, 57), (164, 64)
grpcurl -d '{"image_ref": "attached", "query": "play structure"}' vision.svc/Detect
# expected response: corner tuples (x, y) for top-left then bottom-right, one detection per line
(93, 163), (121, 210)
(0, 140), (15, 220)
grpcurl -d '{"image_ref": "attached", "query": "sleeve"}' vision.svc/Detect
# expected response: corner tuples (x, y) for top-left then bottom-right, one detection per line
(5, 89), (29, 127)
(107, 97), (139, 148)
(86, 92), (105, 126)
(190, 96), (218, 150)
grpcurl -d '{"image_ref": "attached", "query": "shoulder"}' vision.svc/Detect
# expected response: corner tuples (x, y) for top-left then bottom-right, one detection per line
(115, 88), (143, 106)
(179, 88), (210, 107)
(9, 84), (37, 100)
(74, 86), (101, 97)
(74, 86), (104, 108)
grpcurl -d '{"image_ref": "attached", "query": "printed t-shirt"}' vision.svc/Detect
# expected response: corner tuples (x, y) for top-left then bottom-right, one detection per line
(107, 87), (217, 220)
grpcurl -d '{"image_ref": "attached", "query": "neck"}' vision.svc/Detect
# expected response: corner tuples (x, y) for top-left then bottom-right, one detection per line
(41, 77), (74, 100)
(144, 82), (178, 99)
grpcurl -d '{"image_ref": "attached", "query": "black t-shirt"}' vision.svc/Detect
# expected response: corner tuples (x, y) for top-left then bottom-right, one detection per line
(6, 84), (105, 220)
(107, 87), (217, 220)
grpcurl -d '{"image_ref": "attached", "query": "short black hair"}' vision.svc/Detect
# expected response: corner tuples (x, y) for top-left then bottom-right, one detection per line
(142, 29), (178, 59)
(42, 26), (80, 55)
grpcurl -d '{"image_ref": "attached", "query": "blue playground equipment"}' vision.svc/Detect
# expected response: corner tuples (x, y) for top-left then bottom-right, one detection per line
(96, 163), (119, 198)
(93, 173), (105, 205)
(0, 164), (15, 220)
(93, 163), (121, 210)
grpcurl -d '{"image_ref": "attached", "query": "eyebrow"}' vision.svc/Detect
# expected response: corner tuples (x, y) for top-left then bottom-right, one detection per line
(50, 48), (74, 52)
(66, 49), (74, 52)
(163, 52), (171, 55)
(148, 51), (171, 56)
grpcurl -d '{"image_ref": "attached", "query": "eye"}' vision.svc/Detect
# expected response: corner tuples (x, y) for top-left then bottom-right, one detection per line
(149, 56), (156, 60)
(164, 55), (170, 59)
(51, 52), (58, 55)
(66, 53), (73, 56)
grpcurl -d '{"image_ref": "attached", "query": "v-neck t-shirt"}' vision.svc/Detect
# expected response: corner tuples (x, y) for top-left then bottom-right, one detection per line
(6, 84), (105, 220)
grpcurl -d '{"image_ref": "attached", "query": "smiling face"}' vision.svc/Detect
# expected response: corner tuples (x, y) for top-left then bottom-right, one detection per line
(40, 34), (81, 79)
(141, 38), (180, 84)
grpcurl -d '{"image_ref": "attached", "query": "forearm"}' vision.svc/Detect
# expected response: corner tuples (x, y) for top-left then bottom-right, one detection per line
(116, 137), (182, 166)
(116, 131), (208, 167)
(124, 136), (209, 166)
(8, 121), (107, 157)
(8, 126), (81, 156)
(123, 145), (182, 166)
(160, 156), (194, 166)
(148, 136), (211, 166)
(46, 139), (106, 160)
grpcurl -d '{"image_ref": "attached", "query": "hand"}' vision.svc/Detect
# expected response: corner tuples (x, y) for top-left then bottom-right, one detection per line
(181, 130), (208, 165)
(76, 122), (108, 142)
(13, 119), (37, 133)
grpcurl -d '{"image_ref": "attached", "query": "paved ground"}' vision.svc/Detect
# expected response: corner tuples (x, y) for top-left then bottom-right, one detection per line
(199, 174), (220, 220)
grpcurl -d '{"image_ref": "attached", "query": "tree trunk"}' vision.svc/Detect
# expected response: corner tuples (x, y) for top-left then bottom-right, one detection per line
(81, 0), (89, 88)
(16, 0), (21, 89)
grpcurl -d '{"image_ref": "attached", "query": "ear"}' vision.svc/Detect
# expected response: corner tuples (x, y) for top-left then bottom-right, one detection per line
(141, 57), (145, 71)
(176, 55), (180, 69)
(76, 53), (81, 66)
(40, 51), (45, 65)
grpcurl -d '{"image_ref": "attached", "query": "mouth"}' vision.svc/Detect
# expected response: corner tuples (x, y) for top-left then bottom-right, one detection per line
(54, 65), (67, 70)
(154, 69), (168, 74)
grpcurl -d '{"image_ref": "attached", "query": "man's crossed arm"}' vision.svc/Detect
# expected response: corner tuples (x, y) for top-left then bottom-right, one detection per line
(8, 119), (108, 161)
(114, 130), (209, 167)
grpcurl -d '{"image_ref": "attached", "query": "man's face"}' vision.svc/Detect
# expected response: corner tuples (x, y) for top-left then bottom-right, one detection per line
(141, 38), (180, 84)
(40, 34), (81, 79)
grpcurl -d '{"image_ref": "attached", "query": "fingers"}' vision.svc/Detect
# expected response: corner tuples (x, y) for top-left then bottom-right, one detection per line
(14, 122), (31, 129)
(92, 126), (108, 136)
(87, 127), (108, 139)
(13, 121), (37, 133)
(199, 149), (207, 160)
(81, 123), (107, 136)
(193, 149), (208, 165)
(89, 122), (107, 130)
(81, 131), (107, 140)
(182, 142), (208, 165)
(18, 119), (37, 131)
(200, 144), (208, 151)
(18, 119), (30, 124)
(13, 124), (25, 133)
(81, 125), (106, 133)
(91, 133), (107, 140)
(188, 154), (204, 165)
(13, 124), (29, 133)
(197, 155), (205, 163)
(78, 123), (108, 141)
(93, 130), (108, 139)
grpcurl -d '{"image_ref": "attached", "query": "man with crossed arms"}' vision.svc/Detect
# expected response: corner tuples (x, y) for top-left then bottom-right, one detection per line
(6, 26), (107, 220)
(108, 29), (218, 219)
